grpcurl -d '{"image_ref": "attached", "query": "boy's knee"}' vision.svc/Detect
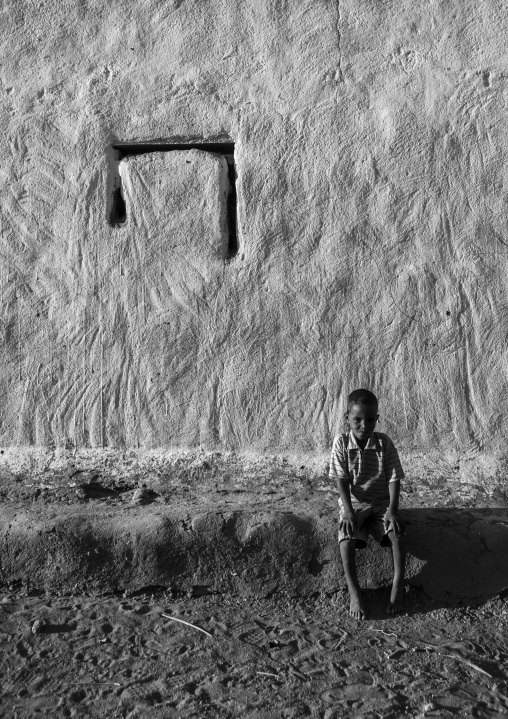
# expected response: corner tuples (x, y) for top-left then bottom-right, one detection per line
(388, 531), (406, 549)
(339, 537), (357, 551)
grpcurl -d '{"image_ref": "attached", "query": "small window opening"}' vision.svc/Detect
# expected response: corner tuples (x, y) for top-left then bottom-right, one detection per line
(109, 182), (126, 226)
(110, 139), (238, 259)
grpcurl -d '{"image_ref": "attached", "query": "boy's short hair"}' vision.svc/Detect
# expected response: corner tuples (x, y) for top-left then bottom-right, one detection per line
(347, 388), (378, 412)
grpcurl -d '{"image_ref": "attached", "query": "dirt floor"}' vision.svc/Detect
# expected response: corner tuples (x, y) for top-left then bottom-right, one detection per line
(1, 584), (508, 719)
(1, 449), (508, 717)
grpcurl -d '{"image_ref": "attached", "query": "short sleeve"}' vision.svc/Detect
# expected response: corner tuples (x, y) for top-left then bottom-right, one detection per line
(328, 435), (349, 483)
(383, 435), (405, 483)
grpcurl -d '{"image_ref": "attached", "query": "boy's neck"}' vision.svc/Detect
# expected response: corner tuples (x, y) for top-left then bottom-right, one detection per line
(352, 432), (374, 450)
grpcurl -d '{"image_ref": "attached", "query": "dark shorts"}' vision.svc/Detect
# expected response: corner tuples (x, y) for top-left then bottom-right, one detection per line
(338, 503), (393, 549)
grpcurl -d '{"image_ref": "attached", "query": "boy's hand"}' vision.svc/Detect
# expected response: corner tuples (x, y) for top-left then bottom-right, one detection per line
(383, 510), (406, 536)
(340, 511), (357, 539)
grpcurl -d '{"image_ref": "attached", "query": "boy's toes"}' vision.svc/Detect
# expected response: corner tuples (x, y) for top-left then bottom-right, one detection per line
(386, 586), (404, 615)
(385, 600), (404, 615)
(349, 597), (366, 620)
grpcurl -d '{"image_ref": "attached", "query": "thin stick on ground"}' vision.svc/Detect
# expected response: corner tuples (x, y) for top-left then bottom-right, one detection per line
(371, 629), (398, 639)
(161, 613), (213, 638)
(68, 682), (122, 686)
(443, 653), (493, 678)
(418, 640), (493, 678)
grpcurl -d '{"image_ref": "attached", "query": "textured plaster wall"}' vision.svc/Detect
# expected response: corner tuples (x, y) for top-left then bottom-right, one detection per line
(1, 0), (508, 455)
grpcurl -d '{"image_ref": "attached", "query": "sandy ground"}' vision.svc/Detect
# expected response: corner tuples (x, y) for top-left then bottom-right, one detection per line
(1, 450), (508, 716)
(1, 585), (508, 719)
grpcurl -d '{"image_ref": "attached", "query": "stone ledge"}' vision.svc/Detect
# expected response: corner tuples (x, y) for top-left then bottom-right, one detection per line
(1, 504), (507, 601)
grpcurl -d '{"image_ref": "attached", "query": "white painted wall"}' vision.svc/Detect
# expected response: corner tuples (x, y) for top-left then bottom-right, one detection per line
(1, 0), (507, 454)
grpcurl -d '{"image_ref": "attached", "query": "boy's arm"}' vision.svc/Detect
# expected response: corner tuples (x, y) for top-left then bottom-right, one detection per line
(383, 480), (406, 535)
(382, 436), (406, 535)
(329, 436), (356, 539)
(337, 477), (356, 539)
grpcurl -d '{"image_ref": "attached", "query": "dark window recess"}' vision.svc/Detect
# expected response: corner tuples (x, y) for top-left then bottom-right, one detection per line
(111, 140), (238, 259)
(109, 183), (126, 225)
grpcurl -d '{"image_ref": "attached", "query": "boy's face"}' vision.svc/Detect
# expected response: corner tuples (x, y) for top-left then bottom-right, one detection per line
(345, 403), (379, 443)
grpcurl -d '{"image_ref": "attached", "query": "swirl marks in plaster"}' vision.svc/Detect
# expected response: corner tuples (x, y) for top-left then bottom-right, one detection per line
(1, 148), (230, 448)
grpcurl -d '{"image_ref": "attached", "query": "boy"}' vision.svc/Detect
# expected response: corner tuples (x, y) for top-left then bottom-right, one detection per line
(329, 389), (406, 620)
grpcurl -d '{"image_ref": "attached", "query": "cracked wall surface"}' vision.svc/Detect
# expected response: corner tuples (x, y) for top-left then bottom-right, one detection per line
(0, 0), (508, 456)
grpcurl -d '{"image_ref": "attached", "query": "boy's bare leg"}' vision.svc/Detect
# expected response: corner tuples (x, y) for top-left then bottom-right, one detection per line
(386, 533), (406, 615)
(340, 539), (366, 620)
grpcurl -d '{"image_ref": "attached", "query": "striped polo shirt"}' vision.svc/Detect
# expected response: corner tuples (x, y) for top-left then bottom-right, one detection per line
(329, 431), (404, 507)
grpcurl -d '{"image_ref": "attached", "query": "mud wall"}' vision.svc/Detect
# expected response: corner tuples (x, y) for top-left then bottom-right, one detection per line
(1, 0), (507, 454)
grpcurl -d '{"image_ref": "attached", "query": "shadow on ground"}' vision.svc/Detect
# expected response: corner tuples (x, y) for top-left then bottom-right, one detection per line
(402, 507), (508, 602)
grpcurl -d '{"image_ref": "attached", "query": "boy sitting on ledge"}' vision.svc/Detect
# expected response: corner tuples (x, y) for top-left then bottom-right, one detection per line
(329, 389), (406, 620)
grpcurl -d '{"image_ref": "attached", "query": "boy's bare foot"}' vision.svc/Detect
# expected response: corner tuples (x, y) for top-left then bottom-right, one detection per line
(385, 586), (404, 615)
(349, 591), (366, 620)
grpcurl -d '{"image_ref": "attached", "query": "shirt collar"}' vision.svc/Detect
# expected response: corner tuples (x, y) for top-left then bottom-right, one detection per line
(348, 430), (379, 450)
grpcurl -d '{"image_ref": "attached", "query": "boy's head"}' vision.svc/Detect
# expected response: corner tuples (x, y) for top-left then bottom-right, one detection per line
(345, 388), (379, 443)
